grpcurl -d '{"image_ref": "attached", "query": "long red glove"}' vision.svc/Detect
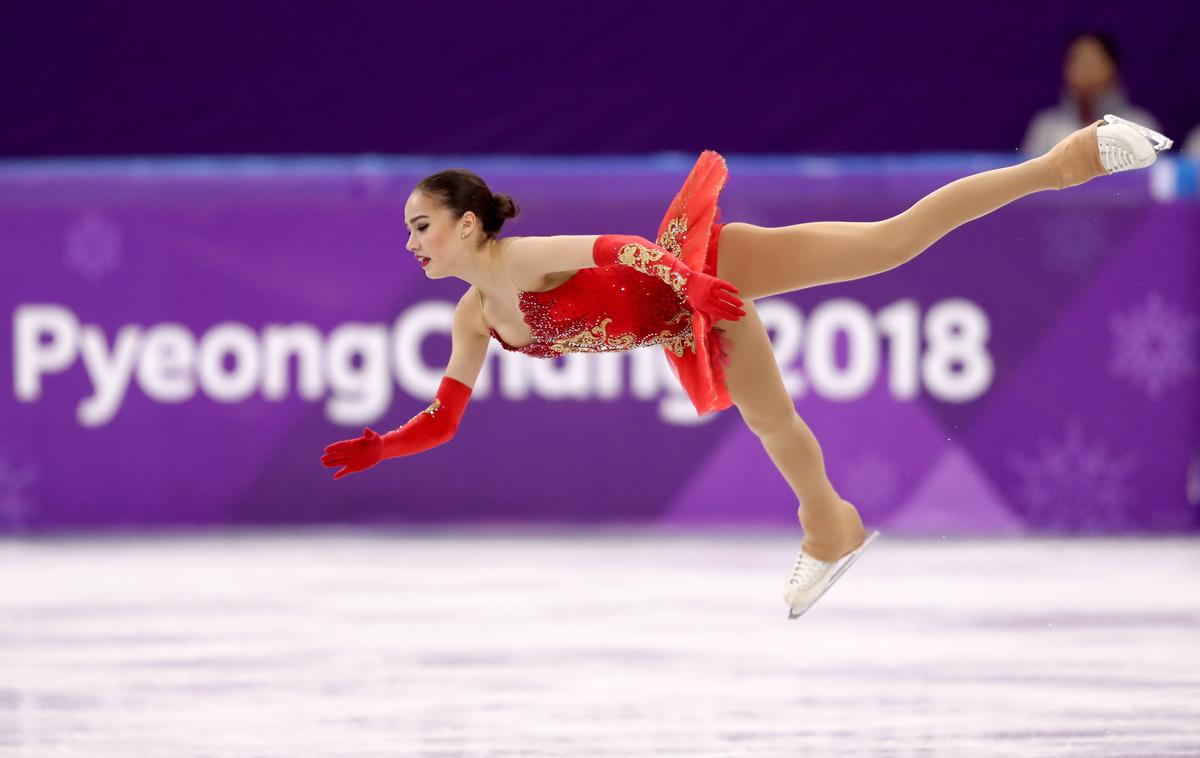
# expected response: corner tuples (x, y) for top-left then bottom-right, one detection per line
(320, 376), (472, 480)
(592, 234), (746, 322)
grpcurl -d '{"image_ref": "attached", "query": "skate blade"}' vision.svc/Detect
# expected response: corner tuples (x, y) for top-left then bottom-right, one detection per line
(1102, 113), (1174, 152)
(786, 530), (880, 620)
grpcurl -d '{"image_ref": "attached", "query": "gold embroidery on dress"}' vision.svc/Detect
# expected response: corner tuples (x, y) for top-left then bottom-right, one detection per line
(546, 318), (633, 354)
(544, 314), (696, 356)
(659, 325), (696, 357)
(657, 213), (688, 256)
(616, 242), (687, 297)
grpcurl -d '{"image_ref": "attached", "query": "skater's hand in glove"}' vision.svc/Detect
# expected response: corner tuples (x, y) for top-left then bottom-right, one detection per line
(684, 272), (746, 322)
(321, 427), (383, 480)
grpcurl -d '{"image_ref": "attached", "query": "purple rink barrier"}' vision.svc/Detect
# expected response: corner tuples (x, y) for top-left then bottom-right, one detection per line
(2, 155), (1198, 534)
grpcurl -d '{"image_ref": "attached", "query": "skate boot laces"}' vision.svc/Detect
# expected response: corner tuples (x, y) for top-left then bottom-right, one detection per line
(1098, 133), (1137, 172)
(1096, 123), (1156, 174)
(787, 550), (831, 590)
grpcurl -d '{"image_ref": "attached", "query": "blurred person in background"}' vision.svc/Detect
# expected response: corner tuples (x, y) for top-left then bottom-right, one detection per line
(1022, 31), (1161, 155)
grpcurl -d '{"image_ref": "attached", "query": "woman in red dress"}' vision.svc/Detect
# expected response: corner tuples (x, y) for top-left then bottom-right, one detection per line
(321, 115), (1172, 618)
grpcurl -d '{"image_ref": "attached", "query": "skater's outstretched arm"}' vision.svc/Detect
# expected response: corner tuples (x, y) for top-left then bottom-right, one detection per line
(320, 289), (487, 480)
(504, 234), (745, 321)
(592, 234), (746, 322)
(503, 235), (603, 282)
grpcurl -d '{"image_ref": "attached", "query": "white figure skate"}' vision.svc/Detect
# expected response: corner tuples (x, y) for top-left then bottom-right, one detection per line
(784, 530), (880, 620)
(1097, 114), (1174, 174)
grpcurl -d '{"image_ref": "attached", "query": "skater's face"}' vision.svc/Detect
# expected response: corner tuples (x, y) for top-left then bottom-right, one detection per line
(1064, 36), (1116, 96)
(404, 191), (478, 278)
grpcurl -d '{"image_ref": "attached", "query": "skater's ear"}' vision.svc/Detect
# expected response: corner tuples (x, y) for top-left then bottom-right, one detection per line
(457, 210), (482, 240)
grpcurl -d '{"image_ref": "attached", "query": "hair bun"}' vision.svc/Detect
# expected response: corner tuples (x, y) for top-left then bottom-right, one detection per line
(492, 193), (519, 221)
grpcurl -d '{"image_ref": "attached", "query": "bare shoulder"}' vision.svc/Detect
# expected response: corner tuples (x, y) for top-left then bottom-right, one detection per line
(454, 286), (490, 339)
(501, 234), (601, 284)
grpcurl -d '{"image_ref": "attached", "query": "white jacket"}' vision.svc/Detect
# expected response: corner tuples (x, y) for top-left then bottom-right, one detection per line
(1021, 85), (1160, 156)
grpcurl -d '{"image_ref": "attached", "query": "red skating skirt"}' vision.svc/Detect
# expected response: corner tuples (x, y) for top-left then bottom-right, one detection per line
(655, 150), (733, 416)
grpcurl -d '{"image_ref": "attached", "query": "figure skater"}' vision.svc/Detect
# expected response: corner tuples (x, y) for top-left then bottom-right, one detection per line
(321, 115), (1173, 619)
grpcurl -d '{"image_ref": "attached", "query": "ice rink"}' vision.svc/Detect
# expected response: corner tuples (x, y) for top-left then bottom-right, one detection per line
(2, 530), (1198, 756)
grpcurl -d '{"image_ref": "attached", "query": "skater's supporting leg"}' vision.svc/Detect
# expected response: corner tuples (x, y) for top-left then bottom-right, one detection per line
(714, 121), (1107, 300)
(715, 301), (866, 562)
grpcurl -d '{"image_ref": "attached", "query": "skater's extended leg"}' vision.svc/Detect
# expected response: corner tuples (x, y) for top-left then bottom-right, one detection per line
(715, 120), (1110, 300)
(714, 301), (866, 562)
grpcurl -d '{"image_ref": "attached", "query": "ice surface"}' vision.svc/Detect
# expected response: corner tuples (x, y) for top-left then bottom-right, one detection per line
(1, 530), (1197, 756)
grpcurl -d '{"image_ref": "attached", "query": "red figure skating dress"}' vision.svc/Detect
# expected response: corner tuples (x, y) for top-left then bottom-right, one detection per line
(480, 150), (733, 416)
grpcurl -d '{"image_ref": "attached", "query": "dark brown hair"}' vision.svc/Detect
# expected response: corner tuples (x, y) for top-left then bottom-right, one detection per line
(415, 169), (520, 240)
(1068, 30), (1121, 69)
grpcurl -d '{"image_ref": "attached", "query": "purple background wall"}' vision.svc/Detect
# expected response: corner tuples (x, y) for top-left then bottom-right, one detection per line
(4, 2), (1198, 535)
(3, 155), (1198, 535)
(4, 2), (1199, 156)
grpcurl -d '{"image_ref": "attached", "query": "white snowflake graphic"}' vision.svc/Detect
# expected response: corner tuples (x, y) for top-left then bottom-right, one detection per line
(837, 450), (899, 511)
(1005, 419), (1139, 532)
(1187, 446), (1200, 508)
(1108, 290), (1198, 401)
(0, 452), (40, 531)
(64, 210), (122, 280)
